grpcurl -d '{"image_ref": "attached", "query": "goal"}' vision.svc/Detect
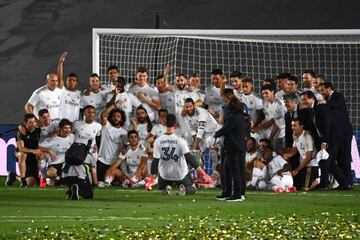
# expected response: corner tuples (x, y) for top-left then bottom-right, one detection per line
(92, 29), (360, 135)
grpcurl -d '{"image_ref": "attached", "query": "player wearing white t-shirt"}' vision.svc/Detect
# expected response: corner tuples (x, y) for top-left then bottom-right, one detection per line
(131, 105), (153, 146)
(242, 78), (263, 128)
(129, 67), (161, 121)
(73, 105), (102, 185)
(38, 119), (74, 186)
(103, 65), (120, 100)
(189, 73), (205, 101)
(103, 130), (148, 187)
(256, 84), (286, 153)
(36, 109), (59, 143)
(80, 74), (108, 121)
(179, 98), (220, 151)
(204, 69), (227, 120)
(155, 75), (176, 114)
(147, 114), (212, 195)
(97, 106), (128, 183)
(57, 52), (81, 122)
(283, 118), (319, 190)
(106, 77), (141, 128)
(173, 74), (201, 114)
(249, 146), (294, 192)
(25, 73), (63, 120)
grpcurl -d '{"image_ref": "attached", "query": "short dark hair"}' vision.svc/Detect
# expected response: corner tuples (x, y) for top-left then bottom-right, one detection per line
(107, 65), (119, 73)
(83, 105), (95, 112)
(288, 76), (298, 84)
(259, 138), (272, 147)
(158, 109), (168, 115)
(303, 70), (316, 78)
(59, 118), (72, 129)
(263, 78), (276, 88)
(67, 73), (78, 80)
(108, 108), (126, 127)
(301, 90), (317, 101)
(166, 114), (177, 127)
(116, 76), (126, 87)
(136, 105), (148, 114)
(283, 93), (299, 103)
(90, 73), (100, 80)
(184, 98), (195, 105)
(190, 73), (199, 78)
(211, 69), (223, 75)
(177, 73), (186, 78)
(38, 109), (49, 117)
(24, 113), (36, 123)
(127, 129), (138, 138)
(242, 77), (253, 84)
(261, 84), (275, 92)
(277, 73), (291, 80)
(230, 70), (242, 78)
(137, 66), (148, 74)
(320, 81), (334, 90)
(292, 117), (304, 127)
(155, 75), (164, 81)
(247, 137), (256, 145)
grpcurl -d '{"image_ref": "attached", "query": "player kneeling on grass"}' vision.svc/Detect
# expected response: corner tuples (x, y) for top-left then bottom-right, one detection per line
(146, 114), (212, 195)
(248, 145), (296, 192)
(103, 130), (149, 187)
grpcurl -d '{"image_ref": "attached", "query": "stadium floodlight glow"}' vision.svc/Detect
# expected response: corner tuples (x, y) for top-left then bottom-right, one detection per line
(92, 28), (360, 134)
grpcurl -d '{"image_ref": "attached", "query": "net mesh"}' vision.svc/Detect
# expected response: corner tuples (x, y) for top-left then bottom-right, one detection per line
(97, 34), (360, 133)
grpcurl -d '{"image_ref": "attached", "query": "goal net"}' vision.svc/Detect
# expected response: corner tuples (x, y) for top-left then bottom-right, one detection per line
(92, 29), (360, 136)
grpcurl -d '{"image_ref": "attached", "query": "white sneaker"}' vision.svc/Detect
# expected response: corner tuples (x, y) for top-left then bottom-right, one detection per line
(178, 184), (186, 196)
(162, 185), (172, 196)
(98, 181), (105, 188)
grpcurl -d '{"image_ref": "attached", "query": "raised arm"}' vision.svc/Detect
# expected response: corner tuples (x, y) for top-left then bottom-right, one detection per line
(57, 52), (67, 89)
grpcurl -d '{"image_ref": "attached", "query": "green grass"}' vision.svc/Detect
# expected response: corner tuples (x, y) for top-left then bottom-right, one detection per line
(0, 178), (359, 239)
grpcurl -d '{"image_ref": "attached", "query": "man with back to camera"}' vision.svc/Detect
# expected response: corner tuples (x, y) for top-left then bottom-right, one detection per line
(25, 72), (63, 120)
(146, 114), (212, 195)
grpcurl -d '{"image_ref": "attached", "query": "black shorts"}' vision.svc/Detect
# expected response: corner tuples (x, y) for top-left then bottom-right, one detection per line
(25, 155), (38, 178)
(96, 161), (111, 181)
(48, 163), (64, 176)
(294, 166), (319, 189)
(158, 172), (193, 190)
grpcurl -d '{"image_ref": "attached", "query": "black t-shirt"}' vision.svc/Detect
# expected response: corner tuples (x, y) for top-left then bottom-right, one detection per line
(16, 127), (41, 150)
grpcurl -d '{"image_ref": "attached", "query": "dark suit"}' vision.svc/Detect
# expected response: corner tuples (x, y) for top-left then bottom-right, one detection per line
(313, 103), (346, 188)
(215, 112), (247, 198)
(327, 91), (353, 186)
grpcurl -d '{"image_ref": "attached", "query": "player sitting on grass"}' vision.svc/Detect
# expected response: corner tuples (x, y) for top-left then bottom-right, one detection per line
(248, 145), (296, 192)
(103, 130), (148, 188)
(146, 114), (212, 195)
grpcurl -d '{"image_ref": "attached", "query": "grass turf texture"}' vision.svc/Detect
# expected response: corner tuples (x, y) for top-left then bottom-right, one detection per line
(0, 178), (359, 239)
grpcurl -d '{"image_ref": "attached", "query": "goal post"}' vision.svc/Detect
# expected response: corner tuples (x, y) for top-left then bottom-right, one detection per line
(92, 28), (360, 138)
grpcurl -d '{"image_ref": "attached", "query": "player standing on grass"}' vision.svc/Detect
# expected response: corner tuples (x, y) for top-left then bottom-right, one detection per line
(146, 114), (212, 195)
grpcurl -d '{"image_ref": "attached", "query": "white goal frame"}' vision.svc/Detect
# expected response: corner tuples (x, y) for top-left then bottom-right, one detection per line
(92, 28), (360, 74)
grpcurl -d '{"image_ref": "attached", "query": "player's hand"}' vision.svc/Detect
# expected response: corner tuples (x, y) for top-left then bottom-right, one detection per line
(115, 99), (124, 106)
(131, 118), (137, 129)
(137, 91), (146, 101)
(48, 150), (57, 161)
(291, 169), (299, 177)
(145, 177), (156, 191)
(58, 52), (67, 63)
(32, 149), (42, 156)
(164, 64), (171, 76)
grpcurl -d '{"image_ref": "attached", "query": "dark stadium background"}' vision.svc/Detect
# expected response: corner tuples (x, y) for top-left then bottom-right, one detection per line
(0, 0), (359, 180)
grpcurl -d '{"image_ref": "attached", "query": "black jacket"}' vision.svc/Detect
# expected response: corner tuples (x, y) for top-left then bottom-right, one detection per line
(214, 112), (247, 153)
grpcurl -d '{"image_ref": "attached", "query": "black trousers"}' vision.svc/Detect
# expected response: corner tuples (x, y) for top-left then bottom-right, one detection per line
(318, 142), (346, 188)
(223, 151), (246, 197)
(96, 160), (111, 181)
(338, 133), (353, 186)
(63, 177), (93, 199)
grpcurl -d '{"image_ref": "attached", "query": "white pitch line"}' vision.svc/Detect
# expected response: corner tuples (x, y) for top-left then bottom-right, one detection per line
(0, 216), (154, 223)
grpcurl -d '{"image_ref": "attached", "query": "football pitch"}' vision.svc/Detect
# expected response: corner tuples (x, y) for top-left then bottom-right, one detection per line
(0, 179), (359, 239)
